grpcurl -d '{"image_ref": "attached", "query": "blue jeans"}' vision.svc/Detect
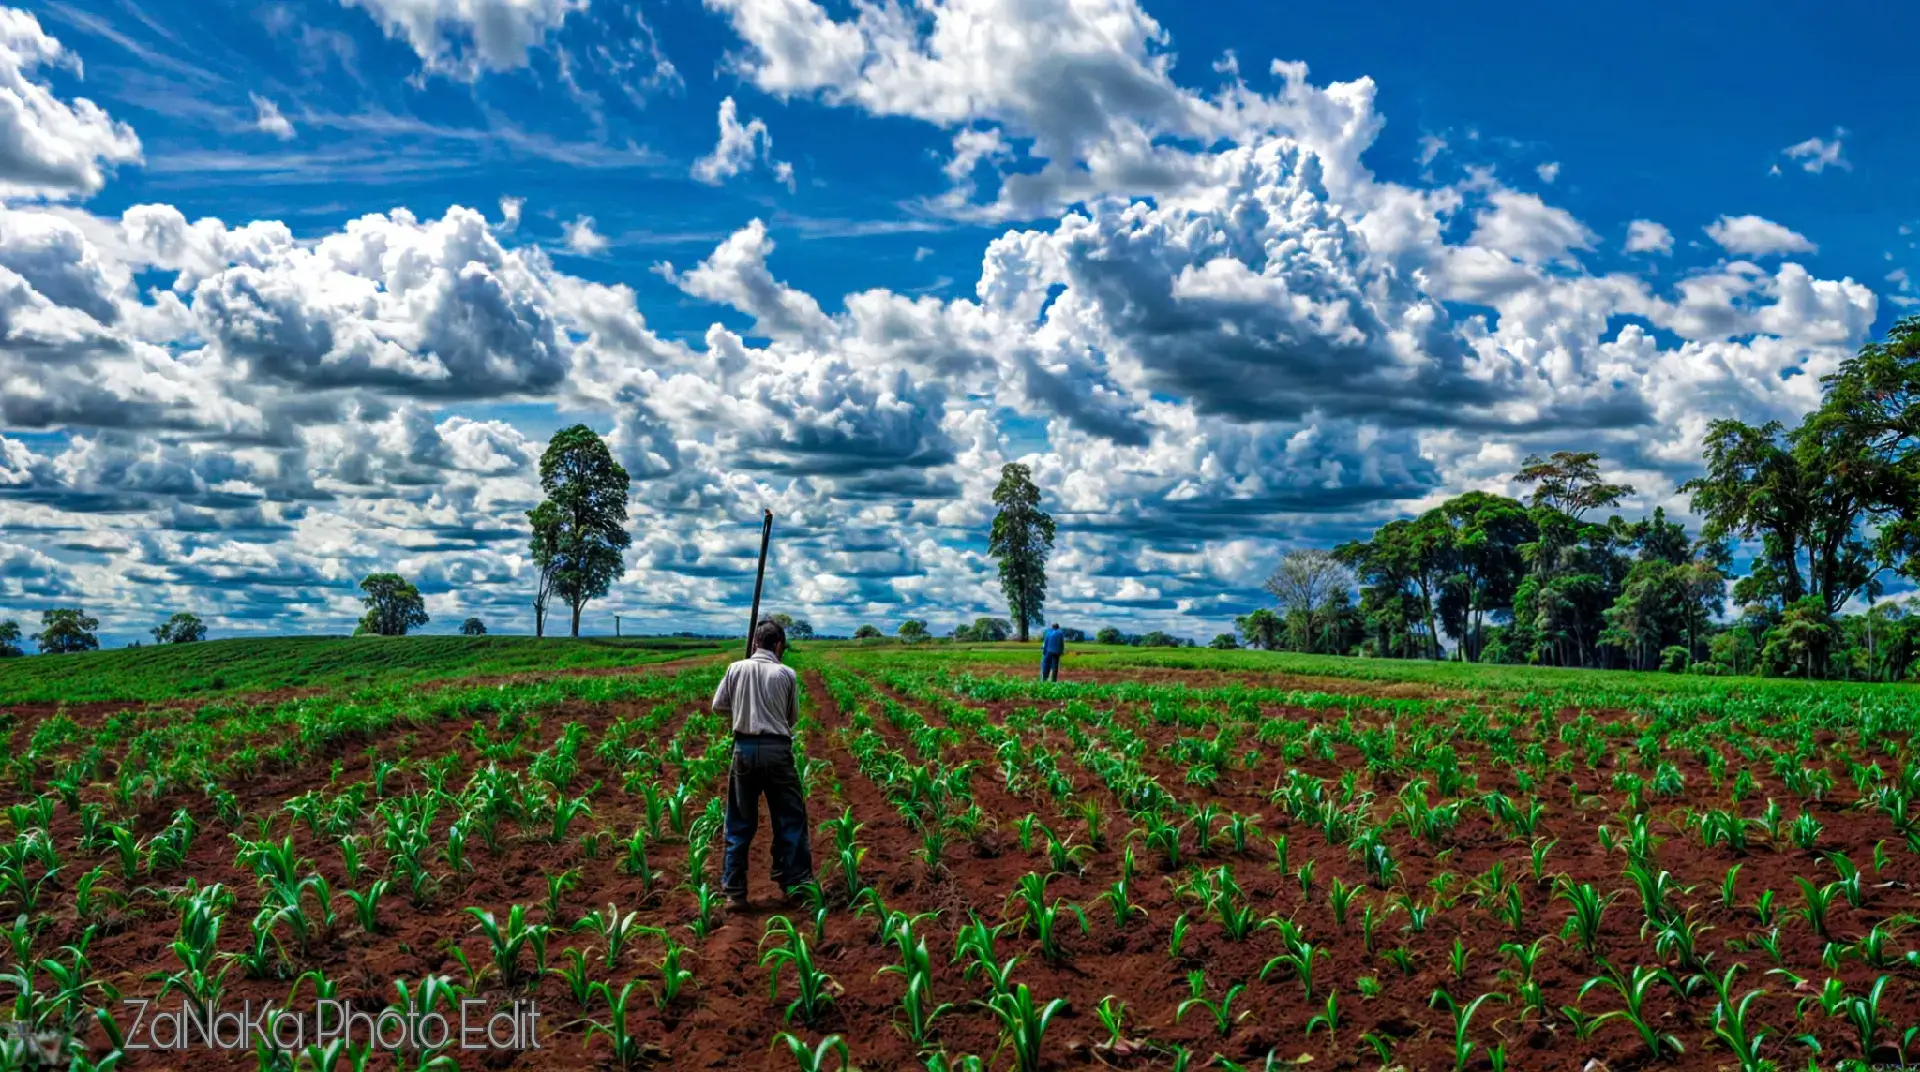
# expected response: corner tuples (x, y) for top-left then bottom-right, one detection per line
(1040, 652), (1061, 681)
(723, 736), (813, 895)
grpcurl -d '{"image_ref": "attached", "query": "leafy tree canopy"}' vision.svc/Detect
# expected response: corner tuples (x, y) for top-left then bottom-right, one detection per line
(34, 608), (99, 654)
(988, 462), (1055, 642)
(529, 425), (631, 638)
(357, 573), (429, 637)
(770, 613), (814, 640)
(152, 612), (206, 645)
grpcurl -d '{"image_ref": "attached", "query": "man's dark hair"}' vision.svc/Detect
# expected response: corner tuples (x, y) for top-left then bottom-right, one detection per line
(1050, 622), (1059, 628)
(754, 618), (787, 653)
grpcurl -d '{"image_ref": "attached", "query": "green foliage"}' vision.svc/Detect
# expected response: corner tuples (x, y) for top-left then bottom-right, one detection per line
(33, 608), (100, 654)
(987, 463), (1055, 642)
(529, 424), (631, 638)
(355, 574), (429, 637)
(952, 617), (1012, 642)
(0, 634), (715, 704)
(151, 612), (207, 645)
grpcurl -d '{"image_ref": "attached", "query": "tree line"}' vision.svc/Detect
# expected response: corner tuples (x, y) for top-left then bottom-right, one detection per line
(1238, 316), (1920, 680)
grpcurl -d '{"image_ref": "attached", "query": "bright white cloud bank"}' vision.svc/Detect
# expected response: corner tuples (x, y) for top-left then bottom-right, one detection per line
(0, 0), (1883, 640)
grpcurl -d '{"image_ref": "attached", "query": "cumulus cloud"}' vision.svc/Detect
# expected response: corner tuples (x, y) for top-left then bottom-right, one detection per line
(659, 219), (832, 341)
(1705, 214), (1818, 257)
(337, 0), (585, 74)
(185, 206), (571, 396)
(1469, 189), (1595, 265)
(562, 215), (609, 255)
(251, 94), (295, 140)
(691, 97), (793, 189)
(1625, 219), (1673, 255)
(0, 8), (141, 198)
(703, 0), (1382, 217)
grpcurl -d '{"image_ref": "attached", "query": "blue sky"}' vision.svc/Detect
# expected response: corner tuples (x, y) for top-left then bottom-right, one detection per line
(0, 0), (1913, 643)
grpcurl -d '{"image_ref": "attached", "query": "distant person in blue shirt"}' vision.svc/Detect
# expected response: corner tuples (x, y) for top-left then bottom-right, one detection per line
(1040, 622), (1066, 681)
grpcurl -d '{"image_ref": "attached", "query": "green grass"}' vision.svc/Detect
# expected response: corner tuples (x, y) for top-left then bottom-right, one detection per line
(0, 634), (726, 706)
(7, 631), (1911, 715)
(828, 640), (1920, 710)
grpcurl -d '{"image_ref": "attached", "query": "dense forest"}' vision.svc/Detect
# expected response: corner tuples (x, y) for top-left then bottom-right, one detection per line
(1241, 316), (1920, 681)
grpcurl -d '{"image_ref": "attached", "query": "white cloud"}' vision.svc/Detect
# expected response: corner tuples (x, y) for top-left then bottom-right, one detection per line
(1782, 129), (1848, 174)
(0, 8), (142, 199)
(251, 94), (296, 140)
(1535, 160), (1559, 183)
(658, 219), (831, 341)
(691, 97), (793, 190)
(497, 195), (523, 232)
(1890, 267), (1917, 309)
(1468, 189), (1594, 265)
(702, 0), (1383, 217)
(562, 214), (609, 255)
(1624, 219), (1672, 255)
(1705, 214), (1818, 257)
(336, 0), (586, 74)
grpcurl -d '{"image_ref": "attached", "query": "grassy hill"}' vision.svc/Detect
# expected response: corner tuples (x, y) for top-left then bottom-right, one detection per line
(0, 634), (726, 706)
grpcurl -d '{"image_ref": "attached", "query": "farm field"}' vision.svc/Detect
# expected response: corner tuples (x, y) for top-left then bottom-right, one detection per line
(4, 640), (1920, 1070)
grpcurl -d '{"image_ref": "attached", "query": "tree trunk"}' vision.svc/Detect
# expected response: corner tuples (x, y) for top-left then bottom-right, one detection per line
(1416, 580), (1440, 660)
(534, 602), (545, 638)
(1016, 608), (1029, 643)
(571, 601), (582, 638)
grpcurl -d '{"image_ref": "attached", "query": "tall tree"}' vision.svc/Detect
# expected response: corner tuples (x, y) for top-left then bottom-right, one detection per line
(529, 425), (632, 638)
(988, 463), (1055, 642)
(0, 620), (21, 658)
(1513, 451), (1634, 520)
(1432, 492), (1532, 662)
(1235, 608), (1286, 650)
(151, 612), (206, 645)
(1510, 453), (1635, 667)
(1806, 314), (1920, 580)
(357, 574), (429, 636)
(1337, 517), (1450, 659)
(1682, 419), (1872, 616)
(461, 617), (488, 636)
(1263, 548), (1356, 653)
(34, 608), (100, 654)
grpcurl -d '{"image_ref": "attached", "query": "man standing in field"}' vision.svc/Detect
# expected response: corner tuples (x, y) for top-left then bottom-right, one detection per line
(711, 618), (813, 909)
(1040, 621), (1066, 682)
